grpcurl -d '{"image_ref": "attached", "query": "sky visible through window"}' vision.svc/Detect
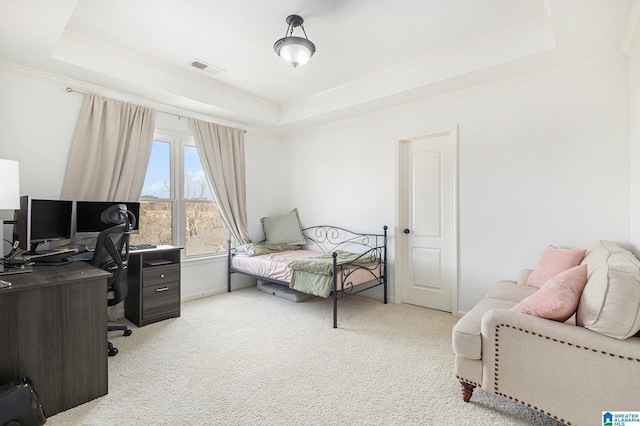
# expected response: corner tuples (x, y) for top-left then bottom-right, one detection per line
(183, 145), (213, 200)
(141, 141), (213, 200)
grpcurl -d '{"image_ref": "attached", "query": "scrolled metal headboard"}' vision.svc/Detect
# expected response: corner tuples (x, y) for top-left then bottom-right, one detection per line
(301, 225), (387, 255)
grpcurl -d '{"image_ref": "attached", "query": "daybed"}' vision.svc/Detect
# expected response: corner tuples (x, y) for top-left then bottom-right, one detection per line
(227, 211), (387, 328)
(452, 241), (640, 425)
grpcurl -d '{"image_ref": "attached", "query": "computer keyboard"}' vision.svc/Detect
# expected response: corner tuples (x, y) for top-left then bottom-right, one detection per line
(130, 244), (157, 250)
(23, 248), (80, 262)
(71, 251), (94, 262)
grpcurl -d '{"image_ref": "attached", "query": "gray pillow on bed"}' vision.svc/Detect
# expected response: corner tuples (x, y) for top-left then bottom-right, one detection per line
(261, 208), (305, 245)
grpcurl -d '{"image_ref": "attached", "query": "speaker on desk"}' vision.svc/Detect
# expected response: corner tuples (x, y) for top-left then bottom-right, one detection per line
(0, 377), (47, 426)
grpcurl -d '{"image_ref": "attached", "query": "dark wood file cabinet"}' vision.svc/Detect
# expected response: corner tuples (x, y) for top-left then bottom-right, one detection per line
(125, 246), (182, 326)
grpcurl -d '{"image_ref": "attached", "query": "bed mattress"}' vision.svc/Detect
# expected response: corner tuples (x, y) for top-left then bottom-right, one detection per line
(231, 249), (381, 294)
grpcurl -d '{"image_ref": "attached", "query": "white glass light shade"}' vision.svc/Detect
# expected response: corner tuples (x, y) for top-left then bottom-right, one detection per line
(274, 36), (316, 68)
(0, 159), (20, 209)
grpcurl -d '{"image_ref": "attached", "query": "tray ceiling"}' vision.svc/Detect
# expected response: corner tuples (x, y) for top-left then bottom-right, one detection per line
(0, 0), (634, 131)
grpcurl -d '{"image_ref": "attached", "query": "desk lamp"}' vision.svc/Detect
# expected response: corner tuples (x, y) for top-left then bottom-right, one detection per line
(0, 159), (21, 276)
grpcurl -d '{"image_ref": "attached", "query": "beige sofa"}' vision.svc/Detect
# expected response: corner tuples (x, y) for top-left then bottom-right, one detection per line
(452, 241), (640, 425)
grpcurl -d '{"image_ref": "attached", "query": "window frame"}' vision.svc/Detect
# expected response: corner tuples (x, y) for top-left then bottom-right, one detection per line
(139, 129), (227, 260)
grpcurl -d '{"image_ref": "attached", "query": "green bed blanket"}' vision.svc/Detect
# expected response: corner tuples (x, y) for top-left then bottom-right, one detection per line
(233, 242), (300, 257)
(288, 250), (378, 298)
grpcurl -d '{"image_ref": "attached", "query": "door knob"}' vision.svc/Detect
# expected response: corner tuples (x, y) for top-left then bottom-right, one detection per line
(403, 229), (410, 234)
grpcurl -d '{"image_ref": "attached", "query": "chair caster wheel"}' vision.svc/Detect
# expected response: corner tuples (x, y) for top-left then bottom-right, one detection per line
(108, 347), (118, 357)
(124, 330), (132, 336)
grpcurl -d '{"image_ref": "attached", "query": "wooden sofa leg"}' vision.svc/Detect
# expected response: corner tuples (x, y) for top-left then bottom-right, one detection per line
(460, 381), (476, 402)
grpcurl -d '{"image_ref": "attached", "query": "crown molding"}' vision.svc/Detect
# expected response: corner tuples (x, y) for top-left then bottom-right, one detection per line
(58, 29), (279, 110)
(0, 61), (280, 137)
(2, 50), (626, 140)
(281, 15), (555, 110)
(279, 15), (555, 127)
(622, 0), (640, 56)
(0, 60), (85, 91)
(280, 51), (627, 138)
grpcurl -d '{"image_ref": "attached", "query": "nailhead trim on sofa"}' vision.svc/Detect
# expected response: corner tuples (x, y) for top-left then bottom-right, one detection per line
(493, 324), (571, 424)
(493, 323), (640, 425)
(455, 376), (481, 388)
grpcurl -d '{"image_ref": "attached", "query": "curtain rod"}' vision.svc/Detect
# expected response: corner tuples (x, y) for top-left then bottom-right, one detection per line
(65, 87), (247, 133)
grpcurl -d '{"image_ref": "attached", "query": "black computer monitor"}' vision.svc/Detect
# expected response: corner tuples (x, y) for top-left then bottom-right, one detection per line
(13, 196), (73, 254)
(75, 201), (140, 237)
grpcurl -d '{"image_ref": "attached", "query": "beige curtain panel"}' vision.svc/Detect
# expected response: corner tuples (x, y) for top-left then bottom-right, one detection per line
(61, 93), (155, 202)
(189, 118), (250, 245)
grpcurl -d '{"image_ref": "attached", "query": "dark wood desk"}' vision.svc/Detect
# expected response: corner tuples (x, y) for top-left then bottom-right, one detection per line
(0, 261), (111, 417)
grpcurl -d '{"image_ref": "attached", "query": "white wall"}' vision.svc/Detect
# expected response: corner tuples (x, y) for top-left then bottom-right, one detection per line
(630, 36), (640, 250)
(0, 69), (287, 300)
(283, 57), (631, 312)
(0, 71), (81, 199)
(0, 56), (633, 313)
(0, 71), (81, 258)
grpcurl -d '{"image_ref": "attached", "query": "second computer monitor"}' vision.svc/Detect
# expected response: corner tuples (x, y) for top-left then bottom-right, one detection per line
(75, 201), (140, 236)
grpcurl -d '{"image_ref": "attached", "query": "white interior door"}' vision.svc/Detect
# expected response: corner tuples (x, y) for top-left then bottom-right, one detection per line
(398, 126), (457, 313)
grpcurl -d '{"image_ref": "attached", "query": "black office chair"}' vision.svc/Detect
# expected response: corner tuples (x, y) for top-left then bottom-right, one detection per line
(90, 204), (136, 357)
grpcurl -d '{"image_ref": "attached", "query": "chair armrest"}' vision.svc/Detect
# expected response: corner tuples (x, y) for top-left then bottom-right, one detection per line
(480, 309), (640, 425)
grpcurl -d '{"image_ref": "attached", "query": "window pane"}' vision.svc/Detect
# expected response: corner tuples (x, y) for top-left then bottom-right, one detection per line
(131, 201), (172, 246)
(183, 145), (228, 256)
(185, 201), (228, 256)
(132, 140), (172, 246)
(184, 146), (213, 201)
(142, 140), (171, 199)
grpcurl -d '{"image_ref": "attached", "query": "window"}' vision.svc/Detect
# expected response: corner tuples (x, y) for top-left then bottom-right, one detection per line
(183, 145), (228, 255)
(131, 140), (172, 247)
(131, 132), (229, 257)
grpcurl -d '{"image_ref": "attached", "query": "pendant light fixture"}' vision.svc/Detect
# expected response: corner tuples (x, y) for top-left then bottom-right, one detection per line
(273, 15), (316, 68)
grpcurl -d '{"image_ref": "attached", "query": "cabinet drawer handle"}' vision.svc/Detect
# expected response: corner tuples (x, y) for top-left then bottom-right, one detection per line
(156, 287), (169, 292)
(160, 274), (165, 278)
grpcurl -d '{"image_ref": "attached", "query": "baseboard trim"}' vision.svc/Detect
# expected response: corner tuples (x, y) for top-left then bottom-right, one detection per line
(181, 281), (255, 303)
(180, 282), (396, 304)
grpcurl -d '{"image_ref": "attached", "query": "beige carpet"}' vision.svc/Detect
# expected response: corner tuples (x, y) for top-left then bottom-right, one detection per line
(48, 287), (563, 426)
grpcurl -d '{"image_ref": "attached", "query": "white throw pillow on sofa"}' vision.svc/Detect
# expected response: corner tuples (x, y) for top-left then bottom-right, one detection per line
(577, 241), (640, 339)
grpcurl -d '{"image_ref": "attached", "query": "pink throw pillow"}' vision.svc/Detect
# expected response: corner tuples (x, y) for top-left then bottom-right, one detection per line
(527, 245), (586, 288)
(512, 264), (588, 322)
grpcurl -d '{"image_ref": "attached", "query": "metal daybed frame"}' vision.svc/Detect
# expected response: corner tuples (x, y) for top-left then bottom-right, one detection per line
(227, 225), (388, 328)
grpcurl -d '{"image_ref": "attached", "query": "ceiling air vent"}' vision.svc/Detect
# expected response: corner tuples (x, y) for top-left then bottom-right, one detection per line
(188, 59), (225, 75)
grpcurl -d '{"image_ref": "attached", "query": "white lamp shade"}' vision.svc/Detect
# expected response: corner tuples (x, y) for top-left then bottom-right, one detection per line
(0, 159), (20, 210)
(274, 36), (316, 68)
(280, 43), (312, 68)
